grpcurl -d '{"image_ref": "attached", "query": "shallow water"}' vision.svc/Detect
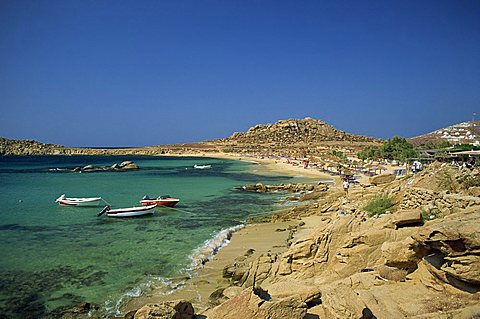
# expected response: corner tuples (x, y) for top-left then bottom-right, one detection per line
(0, 155), (303, 318)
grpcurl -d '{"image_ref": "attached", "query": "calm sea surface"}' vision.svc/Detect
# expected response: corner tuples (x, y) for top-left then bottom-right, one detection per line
(0, 155), (307, 318)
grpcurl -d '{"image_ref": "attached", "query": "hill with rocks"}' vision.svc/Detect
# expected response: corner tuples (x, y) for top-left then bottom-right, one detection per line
(408, 121), (480, 147)
(0, 137), (64, 155)
(210, 117), (381, 157)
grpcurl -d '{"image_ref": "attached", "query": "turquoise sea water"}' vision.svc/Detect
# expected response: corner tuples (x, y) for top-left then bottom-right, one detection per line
(0, 155), (305, 318)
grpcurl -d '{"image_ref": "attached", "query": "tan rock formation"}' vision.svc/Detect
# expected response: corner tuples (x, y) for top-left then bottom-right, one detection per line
(213, 163), (480, 319)
(205, 287), (307, 319)
(369, 173), (396, 185)
(134, 300), (194, 319)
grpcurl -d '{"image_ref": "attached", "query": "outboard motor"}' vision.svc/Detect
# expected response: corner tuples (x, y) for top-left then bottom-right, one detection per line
(97, 205), (110, 217)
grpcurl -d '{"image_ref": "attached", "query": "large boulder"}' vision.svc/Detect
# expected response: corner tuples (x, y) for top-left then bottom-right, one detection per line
(134, 300), (194, 319)
(370, 174), (396, 185)
(388, 210), (423, 229)
(380, 237), (425, 270)
(120, 161), (139, 170)
(267, 279), (322, 304)
(413, 210), (480, 285)
(206, 287), (307, 319)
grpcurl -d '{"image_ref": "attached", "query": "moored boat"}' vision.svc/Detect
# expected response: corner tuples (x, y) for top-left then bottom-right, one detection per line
(56, 194), (102, 207)
(140, 195), (179, 207)
(193, 164), (211, 169)
(98, 204), (157, 218)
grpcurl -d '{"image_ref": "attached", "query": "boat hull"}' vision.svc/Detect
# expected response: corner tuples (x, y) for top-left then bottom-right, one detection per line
(194, 165), (211, 169)
(106, 205), (157, 218)
(56, 197), (102, 207)
(139, 198), (179, 207)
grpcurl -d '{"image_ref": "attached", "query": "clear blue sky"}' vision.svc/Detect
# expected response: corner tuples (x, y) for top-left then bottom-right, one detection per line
(1, 0), (479, 147)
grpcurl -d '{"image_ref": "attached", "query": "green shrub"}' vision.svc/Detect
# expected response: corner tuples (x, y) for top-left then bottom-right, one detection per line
(329, 150), (347, 161)
(357, 136), (418, 162)
(364, 194), (394, 217)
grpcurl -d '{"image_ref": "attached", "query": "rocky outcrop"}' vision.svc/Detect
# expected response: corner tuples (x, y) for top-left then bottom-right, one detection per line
(369, 173), (396, 185)
(218, 193), (480, 318)
(0, 137), (64, 155)
(222, 118), (379, 145)
(211, 118), (381, 158)
(205, 287), (307, 319)
(67, 161), (140, 173)
(413, 210), (480, 286)
(399, 187), (480, 213)
(119, 161), (139, 170)
(134, 300), (194, 319)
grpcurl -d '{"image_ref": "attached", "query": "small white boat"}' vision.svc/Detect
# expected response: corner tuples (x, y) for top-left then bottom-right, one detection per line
(97, 204), (157, 218)
(56, 194), (102, 207)
(193, 164), (211, 169)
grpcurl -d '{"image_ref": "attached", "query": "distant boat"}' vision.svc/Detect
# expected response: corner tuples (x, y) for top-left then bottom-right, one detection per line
(194, 164), (211, 169)
(98, 204), (157, 218)
(56, 194), (102, 207)
(140, 195), (179, 207)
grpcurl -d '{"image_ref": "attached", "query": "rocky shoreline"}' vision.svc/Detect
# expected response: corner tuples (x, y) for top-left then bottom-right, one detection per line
(3, 118), (480, 318)
(109, 162), (480, 319)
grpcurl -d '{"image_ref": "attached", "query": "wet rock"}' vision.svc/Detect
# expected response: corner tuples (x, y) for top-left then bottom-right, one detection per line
(119, 161), (139, 170)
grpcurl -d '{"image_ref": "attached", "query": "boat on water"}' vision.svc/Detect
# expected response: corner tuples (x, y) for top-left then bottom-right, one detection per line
(98, 204), (157, 218)
(56, 194), (103, 207)
(193, 164), (211, 169)
(140, 195), (179, 207)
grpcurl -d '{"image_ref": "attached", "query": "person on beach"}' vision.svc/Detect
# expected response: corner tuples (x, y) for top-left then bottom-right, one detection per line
(343, 178), (349, 196)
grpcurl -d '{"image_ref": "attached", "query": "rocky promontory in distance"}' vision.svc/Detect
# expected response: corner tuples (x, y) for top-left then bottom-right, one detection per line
(1, 117), (382, 158)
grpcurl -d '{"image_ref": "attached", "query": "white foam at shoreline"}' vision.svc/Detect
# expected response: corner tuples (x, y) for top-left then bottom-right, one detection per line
(104, 224), (245, 317)
(104, 276), (184, 317)
(188, 224), (245, 270)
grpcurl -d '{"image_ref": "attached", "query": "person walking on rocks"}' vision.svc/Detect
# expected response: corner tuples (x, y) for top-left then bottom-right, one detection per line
(343, 178), (349, 196)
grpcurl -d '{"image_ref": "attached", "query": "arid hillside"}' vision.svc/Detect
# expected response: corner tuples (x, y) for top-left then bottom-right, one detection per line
(408, 121), (480, 146)
(209, 117), (381, 157)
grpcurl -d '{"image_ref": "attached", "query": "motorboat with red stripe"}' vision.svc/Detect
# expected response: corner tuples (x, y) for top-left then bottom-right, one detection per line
(139, 195), (179, 207)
